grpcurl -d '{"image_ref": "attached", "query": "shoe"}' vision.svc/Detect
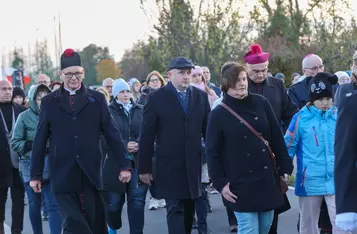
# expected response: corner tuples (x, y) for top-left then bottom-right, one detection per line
(198, 229), (212, 234)
(157, 199), (166, 208)
(206, 184), (219, 194)
(149, 198), (159, 210)
(108, 227), (117, 234)
(42, 211), (48, 221)
(230, 225), (238, 232)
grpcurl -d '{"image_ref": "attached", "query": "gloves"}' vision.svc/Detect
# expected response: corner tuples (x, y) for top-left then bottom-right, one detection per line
(336, 212), (357, 232)
(24, 141), (33, 153)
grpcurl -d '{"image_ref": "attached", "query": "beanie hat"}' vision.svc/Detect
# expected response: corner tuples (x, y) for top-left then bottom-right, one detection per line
(309, 72), (338, 102)
(129, 78), (140, 87)
(12, 87), (25, 100)
(60, 48), (81, 70)
(244, 44), (270, 64)
(112, 78), (130, 97)
(334, 71), (350, 84)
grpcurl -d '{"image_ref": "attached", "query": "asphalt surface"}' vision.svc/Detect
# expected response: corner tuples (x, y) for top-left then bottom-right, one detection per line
(4, 189), (299, 234)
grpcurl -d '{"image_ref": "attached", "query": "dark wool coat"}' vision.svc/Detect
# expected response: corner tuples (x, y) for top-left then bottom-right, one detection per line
(137, 83), (210, 199)
(30, 85), (130, 193)
(206, 93), (293, 212)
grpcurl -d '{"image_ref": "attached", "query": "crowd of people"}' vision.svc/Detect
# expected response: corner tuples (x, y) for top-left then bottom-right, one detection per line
(0, 44), (357, 234)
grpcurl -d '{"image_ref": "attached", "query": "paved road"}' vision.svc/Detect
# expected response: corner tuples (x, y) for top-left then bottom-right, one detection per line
(4, 189), (298, 234)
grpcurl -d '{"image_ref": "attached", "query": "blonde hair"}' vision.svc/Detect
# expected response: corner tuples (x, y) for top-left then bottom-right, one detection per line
(96, 87), (110, 103)
(146, 70), (167, 87)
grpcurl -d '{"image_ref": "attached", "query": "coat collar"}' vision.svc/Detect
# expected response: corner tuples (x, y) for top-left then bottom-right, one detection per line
(55, 84), (91, 115)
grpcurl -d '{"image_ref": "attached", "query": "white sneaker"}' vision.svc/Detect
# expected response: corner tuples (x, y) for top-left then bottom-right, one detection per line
(148, 198), (159, 210)
(157, 199), (166, 208)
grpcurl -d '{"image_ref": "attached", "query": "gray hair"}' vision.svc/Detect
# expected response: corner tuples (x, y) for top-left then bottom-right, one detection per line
(102, 77), (114, 86)
(302, 54), (323, 69)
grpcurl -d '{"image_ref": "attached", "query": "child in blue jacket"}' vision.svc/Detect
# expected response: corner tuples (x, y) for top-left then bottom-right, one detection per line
(284, 73), (348, 234)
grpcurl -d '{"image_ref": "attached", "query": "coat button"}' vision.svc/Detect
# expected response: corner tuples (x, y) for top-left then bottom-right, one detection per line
(262, 149), (266, 152)
(247, 153), (251, 156)
(73, 117), (76, 120)
(264, 166), (268, 169)
(259, 133), (262, 136)
(249, 170), (253, 173)
(255, 117), (258, 120)
(75, 136), (78, 139)
(76, 155), (79, 158)
(244, 136), (247, 139)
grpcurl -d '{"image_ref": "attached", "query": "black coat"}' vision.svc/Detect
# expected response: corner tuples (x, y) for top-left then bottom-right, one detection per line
(0, 102), (26, 188)
(137, 83), (211, 199)
(335, 92), (357, 214)
(30, 85), (130, 193)
(249, 77), (298, 127)
(206, 93), (293, 212)
(101, 101), (143, 192)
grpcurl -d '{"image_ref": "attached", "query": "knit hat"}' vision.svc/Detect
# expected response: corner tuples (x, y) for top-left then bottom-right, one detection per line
(60, 48), (81, 70)
(129, 78), (140, 87)
(112, 78), (130, 97)
(309, 73), (338, 102)
(334, 71), (350, 84)
(191, 66), (203, 75)
(244, 44), (270, 64)
(12, 87), (25, 100)
(275, 73), (285, 79)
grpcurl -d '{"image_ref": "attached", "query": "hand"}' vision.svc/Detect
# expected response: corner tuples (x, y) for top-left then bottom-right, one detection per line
(282, 174), (289, 182)
(336, 213), (357, 232)
(139, 173), (153, 186)
(30, 180), (42, 193)
(119, 170), (131, 183)
(127, 142), (138, 153)
(221, 182), (238, 203)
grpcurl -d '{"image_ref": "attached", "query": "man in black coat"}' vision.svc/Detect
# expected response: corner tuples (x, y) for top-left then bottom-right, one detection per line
(30, 49), (132, 234)
(0, 80), (26, 234)
(138, 57), (211, 234)
(335, 90), (357, 232)
(244, 44), (298, 234)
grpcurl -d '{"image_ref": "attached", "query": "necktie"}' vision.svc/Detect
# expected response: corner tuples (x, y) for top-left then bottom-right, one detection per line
(178, 91), (188, 112)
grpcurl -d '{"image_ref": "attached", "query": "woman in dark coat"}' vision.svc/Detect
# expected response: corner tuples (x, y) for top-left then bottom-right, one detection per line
(206, 62), (293, 234)
(101, 78), (148, 234)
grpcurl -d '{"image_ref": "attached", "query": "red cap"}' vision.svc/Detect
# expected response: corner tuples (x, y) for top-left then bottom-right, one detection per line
(63, 48), (75, 57)
(244, 44), (270, 64)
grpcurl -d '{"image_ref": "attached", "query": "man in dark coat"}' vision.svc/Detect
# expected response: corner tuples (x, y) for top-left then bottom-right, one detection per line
(0, 80), (26, 234)
(30, 48), (132, 234)
(244, 44), (298, 234)
(138, 57), (211, 234)
(335, 82), (357, 233)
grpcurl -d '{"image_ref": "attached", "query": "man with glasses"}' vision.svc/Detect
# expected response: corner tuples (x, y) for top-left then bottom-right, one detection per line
(102, 78), (114, 96)
(245, 44), (298, 234)
(288, 54), (325, 109)
(29, 48), (132, 234)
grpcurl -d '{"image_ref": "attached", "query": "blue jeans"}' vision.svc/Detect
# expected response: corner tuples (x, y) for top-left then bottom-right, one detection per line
(234, 210), (274, 234)
(104, 169), (148, 234)
(24, 182), (62, 234)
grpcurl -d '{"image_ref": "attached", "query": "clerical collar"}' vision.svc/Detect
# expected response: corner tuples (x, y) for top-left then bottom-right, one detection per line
(64, 86), (81, 95)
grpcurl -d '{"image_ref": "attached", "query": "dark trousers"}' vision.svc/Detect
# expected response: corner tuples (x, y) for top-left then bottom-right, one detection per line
(0, 168), (25, 233)
(54, 179), (107, 234)
(268, 213), (279, 234)
(195, 184), (208, 232)
(166, 199), (195, 234)
(221, 196), (237, 227)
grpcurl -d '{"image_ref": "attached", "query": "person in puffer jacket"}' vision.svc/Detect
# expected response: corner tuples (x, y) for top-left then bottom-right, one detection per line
(11, 84), (62, 234)
(284, 73), (348, 234)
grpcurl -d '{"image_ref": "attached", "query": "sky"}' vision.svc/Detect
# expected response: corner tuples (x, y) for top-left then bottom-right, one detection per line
(0, 0), (356, 69)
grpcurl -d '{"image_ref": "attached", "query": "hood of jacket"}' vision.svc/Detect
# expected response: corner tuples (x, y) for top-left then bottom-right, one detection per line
(28, 84), (52, 115)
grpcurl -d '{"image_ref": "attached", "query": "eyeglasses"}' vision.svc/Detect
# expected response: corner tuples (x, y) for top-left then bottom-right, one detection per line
(305, 65), (324, 71)
(63, 72), (83, 79)
(150, 78), (160, 83)
(252, 68), (268, 74)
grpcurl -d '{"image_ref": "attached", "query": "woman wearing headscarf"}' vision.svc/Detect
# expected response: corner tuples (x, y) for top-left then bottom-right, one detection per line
(129, 78), (142, 102)
(12, 87), (26, 106)
(206, 62), (292, 234)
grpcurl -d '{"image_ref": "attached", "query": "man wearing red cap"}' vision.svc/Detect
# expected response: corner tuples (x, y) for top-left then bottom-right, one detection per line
(29, 49), (132, 234)
(244, 44), (298, 234)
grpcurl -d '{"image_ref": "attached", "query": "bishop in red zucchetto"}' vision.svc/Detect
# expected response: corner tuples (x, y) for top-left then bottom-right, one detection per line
(244, 44), (270, 65)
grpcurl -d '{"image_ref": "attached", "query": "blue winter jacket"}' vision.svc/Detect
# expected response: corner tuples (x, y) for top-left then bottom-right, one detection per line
(284, 105), (337, 196)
